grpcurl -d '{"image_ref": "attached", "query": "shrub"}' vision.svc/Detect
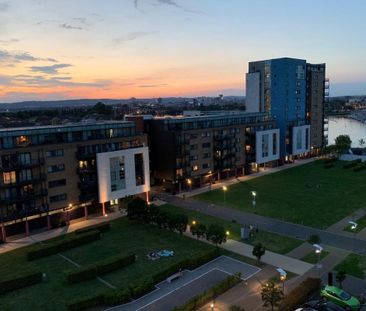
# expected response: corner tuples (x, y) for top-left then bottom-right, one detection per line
(0, 270), (43, 295)
(353, 164), (366, 172)
(27, 230), (100, 261)
(65, 253), (135, 284)
(129, 278), (155, 299)
(324, 163), (334, 169)
(323, 157), (337, 164)
(103, 288), (131, 306)
(67, 294), (104, 311)
(343, 159), (362, 169)
(172, 273), (242, 311)
(75, 222), (110, 235)
(278, 277), (320, 311)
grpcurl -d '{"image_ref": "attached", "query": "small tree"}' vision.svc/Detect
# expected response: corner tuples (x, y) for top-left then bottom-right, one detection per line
(359, 138), (365, 149)
(126, 197), (147, 220)
(335, 135), (352, 157)
(206, 224), (227, 245)
(307, 234), (321, 245)
(261, 281), (284, 311)
(175, 214), (188, 234)
(336, 270), (346, 288)
(145, 204), (160, 224)
(196, 223), (207, 239)
(252, 243), (266, 264)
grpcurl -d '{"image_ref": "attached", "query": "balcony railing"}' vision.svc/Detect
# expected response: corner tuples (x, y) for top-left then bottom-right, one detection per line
(0, 158), (44, 172)
(0, 189), (48, 204)
(0, 174), (46, 188)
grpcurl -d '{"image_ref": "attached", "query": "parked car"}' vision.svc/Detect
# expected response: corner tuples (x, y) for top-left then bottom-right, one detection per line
(304, 299), (347, 310)
(320, 285), (360, 310)
(295, 308), (318, 311)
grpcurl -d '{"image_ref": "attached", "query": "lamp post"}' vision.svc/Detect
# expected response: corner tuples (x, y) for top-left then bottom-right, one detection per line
(313, 244), (323, 269)
(276, 268), (287, 295)
(349, 221), (358, 251)
(251, 191), (256, 208)
(210, 301), (215, 311)
(222, 185), (227, 206)
(187, 179), (192, 193)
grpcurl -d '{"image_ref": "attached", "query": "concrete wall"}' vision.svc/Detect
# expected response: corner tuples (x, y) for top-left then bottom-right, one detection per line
(292, 125), (310, 155)
(245, 72), (260, 113)
(255, 129), (280, 164)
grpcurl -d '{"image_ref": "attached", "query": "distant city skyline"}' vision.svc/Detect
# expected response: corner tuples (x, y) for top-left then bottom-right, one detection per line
(0, 0), (365, 102)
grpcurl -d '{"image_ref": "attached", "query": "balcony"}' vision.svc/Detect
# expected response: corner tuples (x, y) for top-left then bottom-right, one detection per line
(0, 189), (48, 205)
(76, 151), (96, 160)
(78, 181), (97, 190)
(0, 158), (45, 172)
(77, 167), (96, 174)
(0, 174), (46, 188)
(79, 193), (97, 202)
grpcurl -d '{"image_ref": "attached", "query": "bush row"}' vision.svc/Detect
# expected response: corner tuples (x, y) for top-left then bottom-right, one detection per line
(64, 253), (136, 284)
(27, 230), (101, 261)
(67, 248), (220, 311)
(353, 164), (366, 172)
(0, 270), (43, 295)
(74, 221), (110, 235)
(324, 163), (334, 169)
(323, 157), (337, 164)
(278, 277), (321, 311)
(172, 273), (242, 311)
(343, 159), (362, 169)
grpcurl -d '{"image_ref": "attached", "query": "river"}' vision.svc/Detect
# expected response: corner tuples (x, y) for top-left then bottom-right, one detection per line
(328, 116), (366, 147)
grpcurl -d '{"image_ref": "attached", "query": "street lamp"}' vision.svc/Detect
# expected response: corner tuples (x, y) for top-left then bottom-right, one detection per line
(192, 220), (196, 226)
(349, 221), (358, 251)
(222, 186), (227, 206)
(251, 191), (256, 208)
(187, 179), (192, 192)
(313, 244), (323, 269)
(210, 301), (215, 311)
(276, 268), (287, 295)
(226, 230), (230, 236)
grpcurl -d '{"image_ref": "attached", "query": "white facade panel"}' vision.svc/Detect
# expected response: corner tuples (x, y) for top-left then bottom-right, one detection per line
(292, 125), (311, 155)
(255, 129), (280, 164)
(245, 72), (260, 113)
(96, 147), (150, 203)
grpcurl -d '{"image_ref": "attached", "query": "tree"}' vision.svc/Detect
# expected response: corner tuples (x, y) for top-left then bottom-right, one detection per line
(334, 135), (352, 156)
(307, 234), (321, 245)
(336, 270), (346, 288)
(252, 243), (266, 264)
(206, 224), (227, 245)
(191, 223), (207, 239)
(359, 139), (365, 149)
(261, 281), (284, 311)
(126, 197), (147, 220)
(89, 102), (113, 115)
(174, 214), (188, 234)
(145, 204), (160, 224)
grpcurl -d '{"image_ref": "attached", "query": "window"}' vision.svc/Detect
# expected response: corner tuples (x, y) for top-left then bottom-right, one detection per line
(273, 133), (277, 155)
(46, 149), (64, 157)
(16, 135), (31, 147)
(262, 134), (269, 158)
(203, 153), (211, 159)
(201, 132), (210, 138)
(190, 144), (198, 150)
(48, 179), (66, 188)
(202, 163), (210, 169)
(47, 164), (65, 173)
(3, 171), (16, 184)
(296, 129), (302, 149)
(19, 169), (32, 182)
(19, 153), (31, 165)
(202, 142), (211, 148)
(49, 193), (67, 203)
(192, 165), (198, 171)
(134, 153), (145, 186)
(190, 155), (198, 161)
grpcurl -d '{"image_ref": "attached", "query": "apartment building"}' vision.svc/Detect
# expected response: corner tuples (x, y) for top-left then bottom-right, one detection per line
(143, 111), (277, 193)
(246, 57), (327, 161)
(0, 121), (149, 241)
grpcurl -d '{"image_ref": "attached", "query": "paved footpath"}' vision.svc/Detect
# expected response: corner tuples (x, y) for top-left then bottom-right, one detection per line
(0, 211), (123, 254)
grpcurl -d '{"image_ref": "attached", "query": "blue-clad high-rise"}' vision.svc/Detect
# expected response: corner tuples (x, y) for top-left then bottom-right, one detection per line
(246, 57), (325, 161)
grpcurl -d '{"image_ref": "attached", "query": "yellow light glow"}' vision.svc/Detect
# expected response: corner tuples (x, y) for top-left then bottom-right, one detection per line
(223, 185), (227, 191)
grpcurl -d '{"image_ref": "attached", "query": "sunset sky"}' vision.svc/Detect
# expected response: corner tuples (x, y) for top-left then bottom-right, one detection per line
(1, 0), (366, 102)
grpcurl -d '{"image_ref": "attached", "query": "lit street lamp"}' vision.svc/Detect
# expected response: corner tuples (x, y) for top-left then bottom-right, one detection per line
(187, 179), (192, 192)
(349, 221), (358, 251)
(251, 191), (256, 208)
(276, 268), (287, 295)
(313, 244), (323, 269)
(210, 301), (215, 311)
(222, 185), (228, 206)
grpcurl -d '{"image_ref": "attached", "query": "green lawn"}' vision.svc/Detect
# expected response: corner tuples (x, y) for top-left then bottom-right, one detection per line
(301, 250), (330, 264)
(344, 214), (366, 233)
(0, 217), (216, 311)
(195, 160), (366, 228)
(335, 254), (366, 280)
(161, 204), (303, 254)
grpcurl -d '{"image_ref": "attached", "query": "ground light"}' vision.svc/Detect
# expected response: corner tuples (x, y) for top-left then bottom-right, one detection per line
(313, 244), (323, 269)
(349, 221), (358, 251)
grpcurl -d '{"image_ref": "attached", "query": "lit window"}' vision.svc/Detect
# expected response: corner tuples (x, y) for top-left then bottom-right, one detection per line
(3, 171), (16, 184)
(192, 165), (198, 171)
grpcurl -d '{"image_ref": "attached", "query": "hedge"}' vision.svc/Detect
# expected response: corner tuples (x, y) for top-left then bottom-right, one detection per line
(323, 157), (337, 164)
(75, 222), (110, 235)
(67, 293), (104, 311)
(343, 159), (362, 169)
(65, 253), (136, 284)
(27, 230), (100, 261)
(353, 164), (366, 172)
(172, 273), (242, 311)
(278, 277), (321, 311)
(0, 270), (43, 295)
(324, 163), (334, 169)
